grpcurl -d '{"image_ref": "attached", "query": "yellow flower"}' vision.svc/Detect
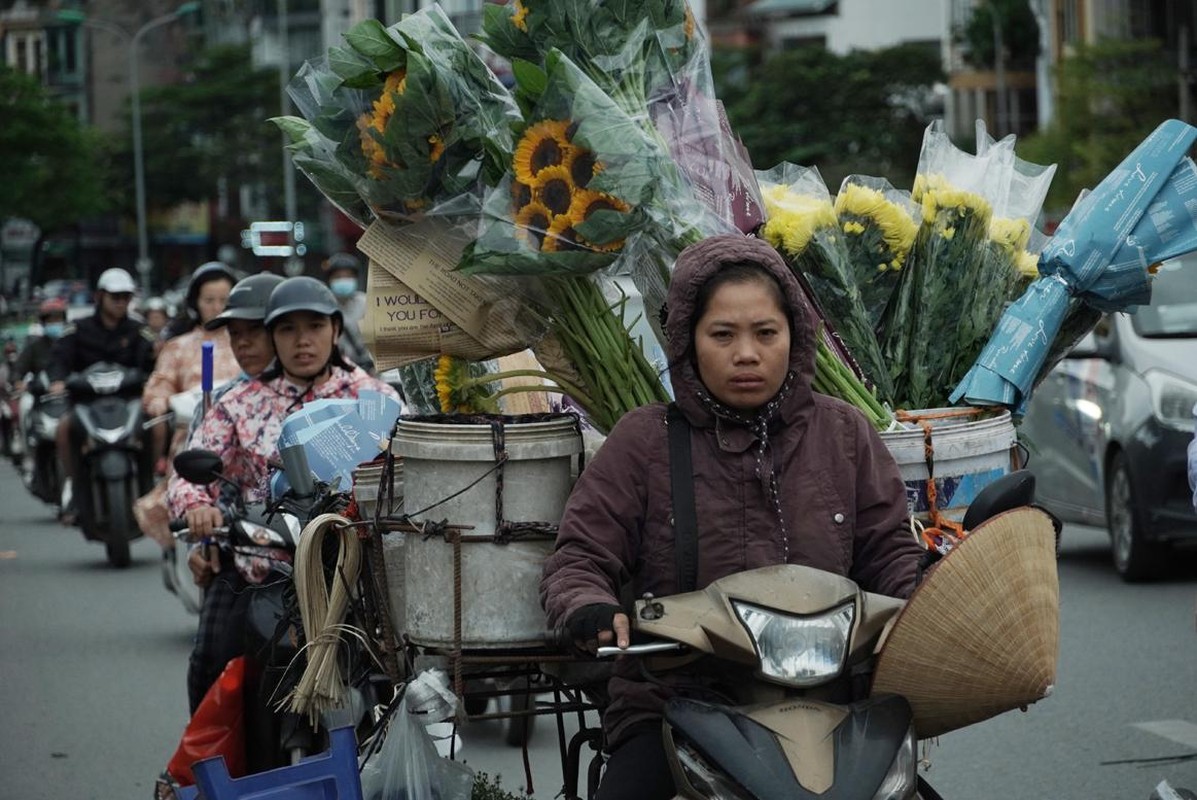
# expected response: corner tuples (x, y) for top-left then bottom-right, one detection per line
(359, 69), (408, 179)
(533, 164), (575, 217)
(1016, 250), (1041, 280)
(919, 182), (991, 225)
(542, 189), (630, 253)
(683, 6), (696, 39)
(514, 201), (554, 250)
(511, 180), (534, 213)
(564, 146), (600, 189)
(834, 182), (918, 268)
(760, 184), (836, 258)
(434, 354), (457, 412)
(990, 217), (1031, 253)
(512, 0), (529, 32)
(513, 119), (571, 184)
(842, 220), (866, 235)
(428, 133), (445, 163)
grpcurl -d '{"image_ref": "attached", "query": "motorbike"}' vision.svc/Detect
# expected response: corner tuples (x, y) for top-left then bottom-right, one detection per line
(66, 362), (152, 567)
(567, 472), (1059, 800)
(172, 447), (386, 773)
(19, 372), (68, 505)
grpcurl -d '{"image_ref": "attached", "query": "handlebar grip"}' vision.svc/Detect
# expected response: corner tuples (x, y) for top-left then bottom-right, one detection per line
(545, 626), (571, 650)
(596, 642), (684, 658)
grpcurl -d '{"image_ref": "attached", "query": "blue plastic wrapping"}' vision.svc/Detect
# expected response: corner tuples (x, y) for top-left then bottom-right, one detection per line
(951, 119), (1197, 411)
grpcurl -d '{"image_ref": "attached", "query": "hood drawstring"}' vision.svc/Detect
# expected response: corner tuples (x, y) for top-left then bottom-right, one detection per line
(695, 370), (798, 563)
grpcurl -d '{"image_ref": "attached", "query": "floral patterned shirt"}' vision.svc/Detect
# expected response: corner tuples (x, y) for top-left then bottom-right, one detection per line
(143, 327), (241, 415)
(166, 365), (400, 517)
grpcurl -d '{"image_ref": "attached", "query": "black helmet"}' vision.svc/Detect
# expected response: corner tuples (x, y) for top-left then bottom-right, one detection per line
(264, 276), (343, 328)
(185, 261), (238, 314)
(205, 273), (285, 330)
(324, 252), (361, 277)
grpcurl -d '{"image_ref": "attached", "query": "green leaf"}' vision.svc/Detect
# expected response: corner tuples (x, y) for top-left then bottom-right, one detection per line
(511, 59), (548, 102)
(328, 46), (382, 89)
(345, 19), (406, 72)
(269, 115), (312, 146)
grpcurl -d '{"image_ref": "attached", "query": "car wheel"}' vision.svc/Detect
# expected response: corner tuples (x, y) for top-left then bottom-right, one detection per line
(1105, 452), (1163, 582)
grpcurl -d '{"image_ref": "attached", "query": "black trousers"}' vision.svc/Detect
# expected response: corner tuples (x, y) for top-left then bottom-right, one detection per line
(187, 566), (249, 713)
(595, 727), (676, 800)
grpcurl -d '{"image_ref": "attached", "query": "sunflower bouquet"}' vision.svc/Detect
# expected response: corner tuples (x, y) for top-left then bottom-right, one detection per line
(273, 6), (521, 225)
(757, 164), (895, 404)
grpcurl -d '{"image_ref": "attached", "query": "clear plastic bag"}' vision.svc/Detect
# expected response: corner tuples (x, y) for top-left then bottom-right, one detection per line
(359, 692), (474, 800)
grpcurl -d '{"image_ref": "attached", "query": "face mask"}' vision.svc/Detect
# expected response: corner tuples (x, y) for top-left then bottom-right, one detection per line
(43, 322), (65, 339)
(330, 277), (358, 298)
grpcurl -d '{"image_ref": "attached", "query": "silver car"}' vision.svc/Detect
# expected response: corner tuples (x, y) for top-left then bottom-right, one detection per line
(1019, 255), (1197, 581)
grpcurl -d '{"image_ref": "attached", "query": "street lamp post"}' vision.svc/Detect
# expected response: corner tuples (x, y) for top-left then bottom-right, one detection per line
(60, 3), (200, 294)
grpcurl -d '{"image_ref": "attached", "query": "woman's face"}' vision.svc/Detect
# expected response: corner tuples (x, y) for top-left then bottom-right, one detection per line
(693, 279), (791, 411)
(271, 311), (337, 381)
(196, 280), (233, 325)
(226, 319), (275, 377)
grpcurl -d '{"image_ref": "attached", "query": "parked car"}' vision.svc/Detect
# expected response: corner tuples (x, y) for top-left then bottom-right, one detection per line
(1019, 255), (1197, 581)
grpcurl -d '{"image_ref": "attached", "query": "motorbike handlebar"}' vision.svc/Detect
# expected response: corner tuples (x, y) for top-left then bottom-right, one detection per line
(595, 642), (684, 658)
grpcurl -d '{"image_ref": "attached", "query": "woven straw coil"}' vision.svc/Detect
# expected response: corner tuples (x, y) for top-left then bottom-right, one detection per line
(871, 506), (1059, 739)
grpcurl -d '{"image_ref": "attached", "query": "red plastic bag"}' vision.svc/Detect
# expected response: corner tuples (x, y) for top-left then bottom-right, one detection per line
(167, 656), (247, 786)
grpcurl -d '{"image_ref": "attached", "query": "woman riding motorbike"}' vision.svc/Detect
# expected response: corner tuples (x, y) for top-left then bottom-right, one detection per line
(166, 275), (401, 711)
(539, 233), (925, 800)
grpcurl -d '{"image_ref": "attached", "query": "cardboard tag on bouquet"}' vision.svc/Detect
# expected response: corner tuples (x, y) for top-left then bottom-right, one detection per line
(358, 219), (536, 370)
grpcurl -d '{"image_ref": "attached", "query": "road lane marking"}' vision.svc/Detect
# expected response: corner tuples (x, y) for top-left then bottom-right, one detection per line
(1133, 721), (1197, 750)
(0, 551), (16, 559)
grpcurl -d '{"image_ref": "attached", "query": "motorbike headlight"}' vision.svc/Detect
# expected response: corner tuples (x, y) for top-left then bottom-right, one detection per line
(871, 726), (918, 800)
(674, 741), (754, 800)
(87, 370), (124, 395)
(732, 600), (854, 687)
(1143, 370), (1197, 432)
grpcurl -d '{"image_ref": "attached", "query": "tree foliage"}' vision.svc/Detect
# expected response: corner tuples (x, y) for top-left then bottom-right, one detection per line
(1016, 38), (1179, 213)
(960, 0), (1040, 70)
(112, 43), (283, 213)
(0, 64), (110, 231)
(714, 43), (945, 191)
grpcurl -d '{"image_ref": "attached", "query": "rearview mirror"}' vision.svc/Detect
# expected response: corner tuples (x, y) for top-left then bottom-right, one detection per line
(173, 449), (225, 485)
(1065, 332), (1113, 361)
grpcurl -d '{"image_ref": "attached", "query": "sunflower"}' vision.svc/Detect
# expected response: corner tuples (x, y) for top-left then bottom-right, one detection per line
(514, 201), (554, 250)
(427, 133), (445, 163)
(560, 189), (631, 252)
(564, 146), (601, 189)
(434, 354), (457, 412)
(542, 216), (587, 253)
(513, 119), (571, 184)
(511, 0), (529, 32)
(533, 165), (575, 216)
(359, 69), (408, 179)
(511, 180), (534, 212)
(683, 5), (696, 40)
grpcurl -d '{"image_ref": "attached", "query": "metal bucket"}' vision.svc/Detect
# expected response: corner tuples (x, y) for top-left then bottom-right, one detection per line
(880, 409), (1020, 523)
(393, 414), (582, 649)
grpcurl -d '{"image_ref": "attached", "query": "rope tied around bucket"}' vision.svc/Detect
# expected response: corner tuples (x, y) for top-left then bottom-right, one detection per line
(894, 407), (1003, 553)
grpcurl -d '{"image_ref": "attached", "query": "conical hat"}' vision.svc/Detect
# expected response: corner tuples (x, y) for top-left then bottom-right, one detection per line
(871, 506), (1059, 739)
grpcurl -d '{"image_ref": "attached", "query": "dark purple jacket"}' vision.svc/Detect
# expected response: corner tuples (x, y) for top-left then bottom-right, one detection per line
(540, 234), (922, 747)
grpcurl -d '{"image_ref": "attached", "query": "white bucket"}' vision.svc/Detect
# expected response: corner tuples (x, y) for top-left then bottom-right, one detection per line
(393, 415), (582, 650)
(880, 409), (1020, 524)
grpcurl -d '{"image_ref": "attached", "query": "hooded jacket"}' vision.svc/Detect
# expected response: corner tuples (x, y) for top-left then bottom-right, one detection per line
(539, 233), (923, 748)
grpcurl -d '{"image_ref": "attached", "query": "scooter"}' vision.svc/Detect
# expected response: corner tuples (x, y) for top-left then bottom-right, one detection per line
(19, 372), (68, 505)
(66, 362), (151, 567)
(574, 472), (1058, 800)
(172, 447), (385, 772)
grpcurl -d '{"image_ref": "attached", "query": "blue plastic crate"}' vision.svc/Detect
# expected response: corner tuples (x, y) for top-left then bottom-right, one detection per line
(182, 726), (363, 800)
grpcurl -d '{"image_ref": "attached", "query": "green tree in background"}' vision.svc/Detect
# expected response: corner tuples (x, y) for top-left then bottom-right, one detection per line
(714, 43), (944, 191)
(959, 0), (1039, 70)
(0, 64), (110, 231)
(1017, 38), (1178, 213)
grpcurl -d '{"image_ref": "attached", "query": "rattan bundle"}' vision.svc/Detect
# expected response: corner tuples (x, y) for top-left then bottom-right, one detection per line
(872, 506), (1059, 739)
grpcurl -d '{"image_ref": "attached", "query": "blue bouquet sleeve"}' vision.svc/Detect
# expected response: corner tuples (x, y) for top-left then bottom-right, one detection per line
(951, 120), (1197, 411)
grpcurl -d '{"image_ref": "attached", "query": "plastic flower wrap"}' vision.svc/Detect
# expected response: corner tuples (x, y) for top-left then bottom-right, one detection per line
(953, 120), (1197, 412)
(880, 123), (1005, 409)
(273, 7), (521, 226)
(833, 176), (919, 330)
(758, 163), (895, 403)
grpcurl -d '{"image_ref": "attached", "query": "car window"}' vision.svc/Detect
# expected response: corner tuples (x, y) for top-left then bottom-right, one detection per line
(1131, 257), (1197, 338)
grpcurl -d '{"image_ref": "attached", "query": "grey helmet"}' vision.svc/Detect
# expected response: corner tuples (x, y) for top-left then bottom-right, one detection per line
(205, 273), (285, 330)
(185, 261), (239, 314)
(263, 276), (343, 328)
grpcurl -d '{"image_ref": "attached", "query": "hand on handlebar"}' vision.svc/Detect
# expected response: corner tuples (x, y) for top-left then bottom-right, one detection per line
(48, 381), (66, 395)
(185, 506), (224, 540)
(566, 603), (630, 654)
(186, 544), (220, 587)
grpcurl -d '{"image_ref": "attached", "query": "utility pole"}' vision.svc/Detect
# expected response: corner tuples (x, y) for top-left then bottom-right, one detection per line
(992, 0), (1009, 137)
(279, 0), (301, 276)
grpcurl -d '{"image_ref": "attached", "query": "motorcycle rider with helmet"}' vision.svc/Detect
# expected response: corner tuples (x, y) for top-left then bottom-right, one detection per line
(167, 275), (400, 712)
(540, 234), (924, 800)
(14, 298), (69, 384)
(48, 268), (157, 524)
(322, 252), (374, 373)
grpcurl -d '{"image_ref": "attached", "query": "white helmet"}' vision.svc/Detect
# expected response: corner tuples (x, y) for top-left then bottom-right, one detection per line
(96, 268), (137, 294)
